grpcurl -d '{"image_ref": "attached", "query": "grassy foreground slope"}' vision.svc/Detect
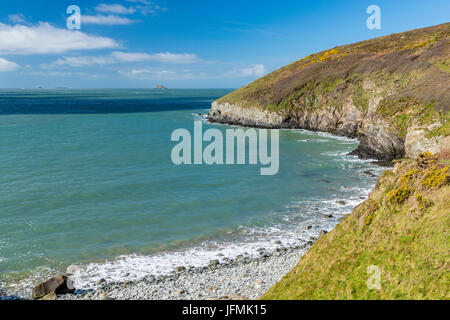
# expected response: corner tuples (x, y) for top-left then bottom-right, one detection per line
(262, 152), (449, 300)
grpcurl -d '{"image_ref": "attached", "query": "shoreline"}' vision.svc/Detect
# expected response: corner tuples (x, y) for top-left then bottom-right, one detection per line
(57, 242), (314, 300)
(56, 126), (382, 300)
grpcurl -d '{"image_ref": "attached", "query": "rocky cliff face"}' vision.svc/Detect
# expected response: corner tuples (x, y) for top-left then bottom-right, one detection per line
(209, 101), (401, 161)
(209, 23), (450, 162)
(209, 100), (447, 161)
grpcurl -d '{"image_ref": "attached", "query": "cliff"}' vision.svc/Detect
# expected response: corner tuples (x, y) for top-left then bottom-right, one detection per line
(209, 23), (450, 161)
(262, 153), (449, 299)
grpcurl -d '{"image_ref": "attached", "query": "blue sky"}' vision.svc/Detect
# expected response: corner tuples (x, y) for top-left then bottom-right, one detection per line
(0, 0), (448, 88)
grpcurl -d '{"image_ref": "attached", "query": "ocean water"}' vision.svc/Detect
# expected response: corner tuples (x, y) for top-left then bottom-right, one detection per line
(0, 89), (385, 297)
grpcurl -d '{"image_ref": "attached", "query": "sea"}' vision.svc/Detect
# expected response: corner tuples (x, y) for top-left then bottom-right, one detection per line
(0, 89), (385, 297)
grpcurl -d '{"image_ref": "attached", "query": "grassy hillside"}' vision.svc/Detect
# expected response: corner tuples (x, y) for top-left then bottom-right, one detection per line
(262, 152), (449, 300)
(218, 23), (450, 138)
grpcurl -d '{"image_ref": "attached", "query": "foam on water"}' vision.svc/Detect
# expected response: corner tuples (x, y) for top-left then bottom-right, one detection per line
(67, 170), (377, 293)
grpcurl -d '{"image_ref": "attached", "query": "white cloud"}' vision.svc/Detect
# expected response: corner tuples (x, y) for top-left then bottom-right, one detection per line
(43, 52), (201, 68)
(0, 57), (20, 72)
(240, 64), (266, 77)
(82, 15), (135, 25)
(118, 68), (191, 80)
(145, 53), (200, 64)
(111, 51), (152, 62)
(24, 70), (106, 80)
(0, 22), (119, 54)
(95, 4), (136, 14)
(126, 0), (168, 16)
(8, 13), (28, 24)
(47, 55), (116, 68)
(227, 64), (266, 78)
(119, 64), (267, 81)
(129, 69), (176, 76)
(126, 0), (151, 3)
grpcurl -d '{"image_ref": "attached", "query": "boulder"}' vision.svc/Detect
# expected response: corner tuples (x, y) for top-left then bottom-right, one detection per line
(319, 230), (328, 237)
(32, 276), (75, 299)
(174, 266), (186, 273)
(209, 259), (220, 267)
(174, 289), (186, 296)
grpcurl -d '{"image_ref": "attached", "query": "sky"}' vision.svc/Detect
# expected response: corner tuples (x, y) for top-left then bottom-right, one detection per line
(0, 0), (448, 88)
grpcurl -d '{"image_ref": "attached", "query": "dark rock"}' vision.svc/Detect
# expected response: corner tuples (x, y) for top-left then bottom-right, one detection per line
(209, 259), (220, 267)
(319, 230), (328, 237)
(174, 266), (186, 273)
(336, 201), (346, 206)
(363, 170), (375, 176)
(32, 276), (75, 299)
(174, 289), (186, 296)
(323, 214), (333, 218)
(304, 225), (312, 230)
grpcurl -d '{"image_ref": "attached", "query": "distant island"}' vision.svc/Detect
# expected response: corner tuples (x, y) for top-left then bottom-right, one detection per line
(155, 85), (167, 89)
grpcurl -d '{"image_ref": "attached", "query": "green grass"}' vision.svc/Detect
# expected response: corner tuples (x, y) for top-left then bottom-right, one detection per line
(262, 155), (450, 300)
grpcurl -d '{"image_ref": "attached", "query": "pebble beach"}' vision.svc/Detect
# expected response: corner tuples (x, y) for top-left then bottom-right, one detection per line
(57, 242), (314, 300)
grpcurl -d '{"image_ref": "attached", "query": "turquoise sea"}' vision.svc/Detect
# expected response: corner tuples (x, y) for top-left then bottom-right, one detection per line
(0, 89), (384, 297)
